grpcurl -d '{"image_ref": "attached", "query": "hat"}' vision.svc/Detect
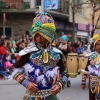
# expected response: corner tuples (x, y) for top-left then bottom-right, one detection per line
(30, 13), (56, 43)
(60, 35), (69, 42)
(90, 28), (100, 46)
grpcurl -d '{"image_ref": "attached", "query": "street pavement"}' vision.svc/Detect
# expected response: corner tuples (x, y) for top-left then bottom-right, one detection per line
(0, 75), (88, 100)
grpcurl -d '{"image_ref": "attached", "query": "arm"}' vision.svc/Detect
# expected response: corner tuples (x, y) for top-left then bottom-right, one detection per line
(56, 54), (68, 89)
(50, 54), (68, 95)
(9, 54), (30, 88)
(13, 53), (30, 68)
(11, 48), (14, 54)
(81, 60), (89, 87)
(1, 47), (7, 54)
(9, 53), (38, 93)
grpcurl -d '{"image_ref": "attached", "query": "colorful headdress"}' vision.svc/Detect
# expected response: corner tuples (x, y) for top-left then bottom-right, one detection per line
(30, 13), (56, 43)
(90, 28), (100, 46)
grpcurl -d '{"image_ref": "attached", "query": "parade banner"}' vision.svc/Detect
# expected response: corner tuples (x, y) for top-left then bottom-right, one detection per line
(44, 0), (59, 9)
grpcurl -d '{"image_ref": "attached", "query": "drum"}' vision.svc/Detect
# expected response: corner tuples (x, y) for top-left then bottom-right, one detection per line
(78, 54), (88, 70)
(90, 75), (100, 94)
(66, 53), (78, 78)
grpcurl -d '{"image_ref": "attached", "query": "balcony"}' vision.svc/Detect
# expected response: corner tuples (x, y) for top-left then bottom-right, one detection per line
(0, 0), (31, 12)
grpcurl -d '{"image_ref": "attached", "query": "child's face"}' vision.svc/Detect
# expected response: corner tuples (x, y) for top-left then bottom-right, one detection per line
(95, 41), (100, 53)
(61, 40), (67, 45)
(34, 33), (49, 48)
(4, 42), (7, 47)
(22, 43), (25, 48)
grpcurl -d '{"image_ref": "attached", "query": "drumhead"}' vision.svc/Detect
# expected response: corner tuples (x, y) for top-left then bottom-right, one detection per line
(67, 53), (78, 56)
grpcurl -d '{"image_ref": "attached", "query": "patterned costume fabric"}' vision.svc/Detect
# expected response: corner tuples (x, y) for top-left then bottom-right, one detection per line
(81, 28), (100, 100)
(9, 13), (68, 100)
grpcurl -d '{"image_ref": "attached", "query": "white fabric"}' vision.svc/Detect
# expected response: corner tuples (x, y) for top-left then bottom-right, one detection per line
(52, 47), (63, 54)
(8, 68), (22, 80)
(18, 46), (39, 56)
(23, 63), (35, 73)
(59, 43), (67, 50)
(86, 44), (91, 53)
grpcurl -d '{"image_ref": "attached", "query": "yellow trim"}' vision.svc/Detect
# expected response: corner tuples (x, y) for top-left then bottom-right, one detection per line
(94, 38), (100, 46)
(33, 32), (52, 42)
(32, 23), (55, 30)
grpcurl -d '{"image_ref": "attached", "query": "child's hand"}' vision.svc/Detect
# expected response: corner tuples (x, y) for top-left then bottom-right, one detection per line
(26, 82), (38, 93)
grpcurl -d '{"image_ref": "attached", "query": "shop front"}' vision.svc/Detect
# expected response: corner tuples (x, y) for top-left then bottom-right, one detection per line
(77, 24), (89, 41)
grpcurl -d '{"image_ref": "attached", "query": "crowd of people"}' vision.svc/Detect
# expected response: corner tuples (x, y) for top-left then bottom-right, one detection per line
(0, 30), (32, 79)
(0, 30), (94, 79)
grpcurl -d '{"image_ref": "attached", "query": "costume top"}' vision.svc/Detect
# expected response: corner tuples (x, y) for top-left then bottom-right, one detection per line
(9, 43), (67, 90)
(87, 52), (100, 76)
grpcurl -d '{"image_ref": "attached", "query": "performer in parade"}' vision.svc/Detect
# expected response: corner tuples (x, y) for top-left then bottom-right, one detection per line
(9, 13), (68, 100)
(81, 28), (100, 100)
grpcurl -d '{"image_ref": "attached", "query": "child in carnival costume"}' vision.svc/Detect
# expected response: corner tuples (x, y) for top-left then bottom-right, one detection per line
(9, 13), (68, 100)
(81, 28), (100, 100)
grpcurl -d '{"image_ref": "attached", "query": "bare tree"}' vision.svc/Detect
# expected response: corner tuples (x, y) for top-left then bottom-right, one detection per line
(53, 0), (100, 41)
(70, 0), (100, 40)
(89, 0), (100, 36)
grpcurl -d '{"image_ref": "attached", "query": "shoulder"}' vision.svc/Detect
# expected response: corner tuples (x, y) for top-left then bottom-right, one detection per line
(18, 45), (39, 56)
(51, 46), (63, 54)
(89, 52), (97, 60)
(51, 46), (66, 60)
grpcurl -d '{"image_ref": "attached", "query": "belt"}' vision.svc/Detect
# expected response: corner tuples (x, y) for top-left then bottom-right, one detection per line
(25, 89), (51, 98)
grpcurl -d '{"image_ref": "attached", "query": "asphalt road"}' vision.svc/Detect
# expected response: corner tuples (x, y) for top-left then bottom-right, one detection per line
(0, 75), (89, 100)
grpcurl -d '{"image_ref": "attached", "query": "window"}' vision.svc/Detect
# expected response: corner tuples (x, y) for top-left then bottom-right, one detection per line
(36, 0), (41, 6)
(0, 28), (11, 38)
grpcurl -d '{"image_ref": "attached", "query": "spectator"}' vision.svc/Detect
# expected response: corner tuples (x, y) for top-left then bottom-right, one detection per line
(6, 42), (14, 54)
(86, 41), (92, 53)
(76, 41), (84, 55)
(0, 41), (7, 55)
(58, 35), (71, 56)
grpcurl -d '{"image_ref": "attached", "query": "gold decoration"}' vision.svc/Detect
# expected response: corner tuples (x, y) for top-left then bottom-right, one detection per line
(43, 50), (48, 63)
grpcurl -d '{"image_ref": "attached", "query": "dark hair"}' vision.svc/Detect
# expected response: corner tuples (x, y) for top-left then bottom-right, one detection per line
(25, 30), (30, 35)
(5, 37), (9, 40)
(90, 42), (95, 52)
(0, 41), (5, 46)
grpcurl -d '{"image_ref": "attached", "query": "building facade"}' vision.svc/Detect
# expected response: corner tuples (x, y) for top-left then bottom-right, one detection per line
(88, 1), (100, 28)
(0, 13), (34, 39)
(0, 0), (94, 40)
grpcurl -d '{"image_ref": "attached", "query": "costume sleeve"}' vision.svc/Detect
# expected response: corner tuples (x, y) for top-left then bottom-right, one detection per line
(56, 54), (68, 89)
(9, 53), (30, 88)
(13, 53), (30, 68)
(81, 60), (90, 85)
(81, 53), (96, 85)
